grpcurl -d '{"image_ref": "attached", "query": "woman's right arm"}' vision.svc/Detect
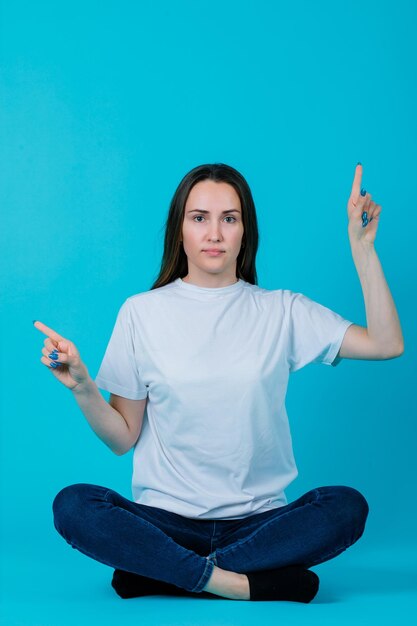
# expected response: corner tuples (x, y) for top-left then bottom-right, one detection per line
(34, 319), (138, 456)
(72, 377), (139, 456)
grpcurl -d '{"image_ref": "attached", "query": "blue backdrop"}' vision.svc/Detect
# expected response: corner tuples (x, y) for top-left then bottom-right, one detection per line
(1, 1), (416, 624)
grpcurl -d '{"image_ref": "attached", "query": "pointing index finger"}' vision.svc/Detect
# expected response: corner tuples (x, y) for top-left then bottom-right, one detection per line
(350, 163), (362, 205)
(33, 320), (65, 343)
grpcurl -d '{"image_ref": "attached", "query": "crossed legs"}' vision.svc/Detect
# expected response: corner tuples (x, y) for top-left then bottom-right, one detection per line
(53, 484), (369, 598)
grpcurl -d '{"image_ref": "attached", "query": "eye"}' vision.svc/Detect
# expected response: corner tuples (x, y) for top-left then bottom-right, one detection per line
(193, 215), (237, 223)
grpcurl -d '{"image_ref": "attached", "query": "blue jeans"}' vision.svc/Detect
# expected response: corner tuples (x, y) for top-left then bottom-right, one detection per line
(52, 483), (369, 594)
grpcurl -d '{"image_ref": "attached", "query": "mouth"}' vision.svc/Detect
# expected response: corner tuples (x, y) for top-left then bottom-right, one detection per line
(203, 250), (225, 255)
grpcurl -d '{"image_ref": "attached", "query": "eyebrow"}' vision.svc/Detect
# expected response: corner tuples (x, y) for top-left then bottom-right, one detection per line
(187, 209), (241, 214)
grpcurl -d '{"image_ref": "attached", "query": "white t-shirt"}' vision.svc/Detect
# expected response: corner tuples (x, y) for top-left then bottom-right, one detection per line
(94, 277), (353, 520)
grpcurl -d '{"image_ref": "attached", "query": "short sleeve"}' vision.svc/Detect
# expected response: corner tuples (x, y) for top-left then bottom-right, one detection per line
(94, 299), (148, 400)
(284, 291), (354, 373)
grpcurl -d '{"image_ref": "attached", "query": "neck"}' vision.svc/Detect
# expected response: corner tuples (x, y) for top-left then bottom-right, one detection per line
(182, 275), (238, 287)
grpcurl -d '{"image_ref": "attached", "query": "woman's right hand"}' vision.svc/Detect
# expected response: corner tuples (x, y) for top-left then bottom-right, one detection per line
(34, 320), (90, 391)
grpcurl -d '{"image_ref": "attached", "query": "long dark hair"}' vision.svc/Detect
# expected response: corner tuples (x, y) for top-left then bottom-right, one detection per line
(149, 163), (259, 290)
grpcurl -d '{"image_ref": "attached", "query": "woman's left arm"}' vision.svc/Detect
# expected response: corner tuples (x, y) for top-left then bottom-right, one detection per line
(337, 163), (404, 361)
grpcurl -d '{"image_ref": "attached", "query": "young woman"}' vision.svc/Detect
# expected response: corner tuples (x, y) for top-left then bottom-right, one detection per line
(34, 162), (404, 603)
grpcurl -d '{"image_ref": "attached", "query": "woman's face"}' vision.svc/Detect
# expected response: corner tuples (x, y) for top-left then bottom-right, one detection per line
(181, 180), (244, 282)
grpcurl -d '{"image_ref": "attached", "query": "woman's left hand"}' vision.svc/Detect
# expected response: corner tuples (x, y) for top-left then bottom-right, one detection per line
(347, 163), (382, 246)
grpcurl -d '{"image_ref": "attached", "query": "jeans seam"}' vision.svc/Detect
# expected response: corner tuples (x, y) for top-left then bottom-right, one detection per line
(209, 521), (216, 556)
(217, 491), (322, 562)
(305, 542), (350, 567)
(191, 555), (215, 593)
(103, 488), (112, 502)
(216, 509), (295, 560)
(207, 551), (218, 566)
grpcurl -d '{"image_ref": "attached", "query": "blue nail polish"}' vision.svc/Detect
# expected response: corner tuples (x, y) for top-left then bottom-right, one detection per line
(49, 353), (59, 360)
(360, 188), (366, 196)
(357, 161), (362, 165)
(362, 211), (368, 218)
(50, 361), (58, 368)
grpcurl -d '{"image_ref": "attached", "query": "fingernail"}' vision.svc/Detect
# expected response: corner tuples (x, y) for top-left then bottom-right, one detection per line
(49, 352), (59, 360)
(33, 320), (37, 325)
(362, 211), (368, 218)
(50, 361), (58, 368)
(357, 161), (362, 165)
(360, 188), (366, 196)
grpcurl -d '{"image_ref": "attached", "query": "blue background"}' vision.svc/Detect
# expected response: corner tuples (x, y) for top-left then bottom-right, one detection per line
(1, 0), (416, 624)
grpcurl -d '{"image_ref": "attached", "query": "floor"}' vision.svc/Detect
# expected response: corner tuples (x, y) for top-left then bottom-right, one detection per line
(1, 542), (416, 626)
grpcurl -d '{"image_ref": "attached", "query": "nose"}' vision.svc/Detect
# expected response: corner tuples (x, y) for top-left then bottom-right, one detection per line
(207, 223), (222, 242)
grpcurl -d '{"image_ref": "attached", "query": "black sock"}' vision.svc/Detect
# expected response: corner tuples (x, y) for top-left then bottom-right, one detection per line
(111, 569), (216, 599)
(245, 565), (319, 603)
(112, 565), (319, 603)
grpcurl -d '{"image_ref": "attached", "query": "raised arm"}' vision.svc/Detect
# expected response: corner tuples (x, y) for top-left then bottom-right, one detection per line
(337, 163), (404, 361)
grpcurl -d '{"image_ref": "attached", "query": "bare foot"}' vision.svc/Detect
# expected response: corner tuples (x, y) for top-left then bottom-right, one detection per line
(202, 565), (250, 600)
